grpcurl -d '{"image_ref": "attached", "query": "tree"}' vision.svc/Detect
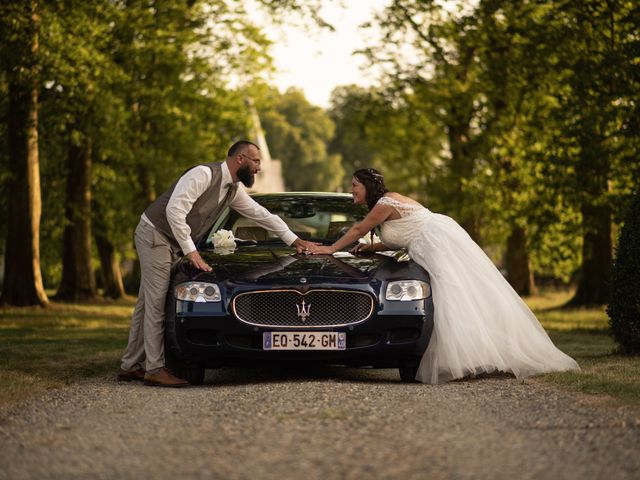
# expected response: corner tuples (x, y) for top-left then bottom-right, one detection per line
(0, 0), (339, 303)
(366, 0), (486, 240)
(328, 84), (442, 199)
(345, 0), (533, 292)
(539, 0), (640, 305)
(328, 85), (380, 179)
(354, 0), (639, 297)
(0, 1), (48, 306)
(47, 0), (264, 299)
(55, 130), (97, 300)
(45, 1), (120, 301)
(259, 87), (344, 191)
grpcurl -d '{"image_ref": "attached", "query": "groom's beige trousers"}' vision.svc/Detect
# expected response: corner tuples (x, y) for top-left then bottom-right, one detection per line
(120, 220), (177, 373)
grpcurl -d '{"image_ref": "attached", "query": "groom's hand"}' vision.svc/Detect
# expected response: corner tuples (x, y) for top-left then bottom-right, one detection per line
(293, 238), (320, 255)
(185, 250), (212, 272)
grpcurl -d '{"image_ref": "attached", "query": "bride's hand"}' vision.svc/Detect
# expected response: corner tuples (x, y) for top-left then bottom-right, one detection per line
(350, 243), (373, 255)
(307, 245), (335, 255)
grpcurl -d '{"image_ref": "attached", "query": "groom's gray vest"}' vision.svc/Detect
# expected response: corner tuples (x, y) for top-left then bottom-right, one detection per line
(144, 162), (237, 253)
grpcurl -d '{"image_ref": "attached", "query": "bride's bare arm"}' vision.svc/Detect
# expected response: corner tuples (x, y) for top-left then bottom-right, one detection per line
(310, 204), (393, 254)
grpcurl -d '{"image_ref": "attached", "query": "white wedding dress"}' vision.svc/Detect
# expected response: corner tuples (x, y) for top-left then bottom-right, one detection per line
(377, 196), (580, 384)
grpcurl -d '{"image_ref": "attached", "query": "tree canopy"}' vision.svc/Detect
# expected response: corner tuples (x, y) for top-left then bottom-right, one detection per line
(0, 0), (336, 304)
(1, 0), (638, 307)
(328, 0), (639, 302)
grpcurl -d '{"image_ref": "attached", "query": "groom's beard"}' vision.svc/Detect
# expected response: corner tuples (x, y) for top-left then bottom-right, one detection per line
(237, 163), (255, 188)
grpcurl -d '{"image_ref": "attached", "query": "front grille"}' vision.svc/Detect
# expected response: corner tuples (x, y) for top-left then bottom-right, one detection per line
(232, 289), (374, 327)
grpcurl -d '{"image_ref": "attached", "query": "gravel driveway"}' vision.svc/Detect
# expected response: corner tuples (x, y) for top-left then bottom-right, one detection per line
(1, 366), (639, 480)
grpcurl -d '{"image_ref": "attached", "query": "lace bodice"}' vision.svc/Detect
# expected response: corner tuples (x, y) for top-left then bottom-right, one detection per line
(377, 196), (424, 218)
(377, 196), (432, 250)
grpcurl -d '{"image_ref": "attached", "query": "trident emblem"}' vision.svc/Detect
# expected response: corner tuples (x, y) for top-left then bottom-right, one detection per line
(296, 300), (311, 321)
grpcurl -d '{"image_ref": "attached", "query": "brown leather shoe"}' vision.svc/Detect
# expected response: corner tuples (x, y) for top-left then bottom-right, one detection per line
(117, 368), (145, 382)
(143, 367), (189, 388)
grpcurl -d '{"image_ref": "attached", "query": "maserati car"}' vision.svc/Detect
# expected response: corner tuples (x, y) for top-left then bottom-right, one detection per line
(164, 192), (434, 384)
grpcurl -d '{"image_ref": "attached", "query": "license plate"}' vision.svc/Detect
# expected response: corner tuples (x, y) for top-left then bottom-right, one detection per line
(263, 332), (346, 350)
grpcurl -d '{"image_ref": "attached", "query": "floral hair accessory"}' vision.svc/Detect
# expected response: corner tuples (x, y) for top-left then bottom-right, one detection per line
(366, 168), (384, 183)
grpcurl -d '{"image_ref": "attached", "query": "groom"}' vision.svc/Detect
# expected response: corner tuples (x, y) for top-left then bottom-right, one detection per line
(118, 140), (315, 387)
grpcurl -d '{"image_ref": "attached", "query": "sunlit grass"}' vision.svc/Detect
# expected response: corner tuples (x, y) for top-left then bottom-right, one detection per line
(541, 357), (640, 404)
(525, 288), (640, 405)
(538, 309), (609, 332)
(0, 299), (134, 407)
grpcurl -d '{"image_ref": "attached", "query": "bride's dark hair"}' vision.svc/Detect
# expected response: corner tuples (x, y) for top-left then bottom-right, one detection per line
(353, 168), (389, 210)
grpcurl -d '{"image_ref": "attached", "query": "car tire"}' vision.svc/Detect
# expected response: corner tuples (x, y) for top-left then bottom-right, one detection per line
(166, 348), (205, 386)
(175, 364), (205, 386)
(398, 358), (420, 383)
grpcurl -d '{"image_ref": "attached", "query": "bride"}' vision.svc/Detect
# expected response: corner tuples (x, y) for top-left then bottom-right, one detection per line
(308, 168), (580, 384)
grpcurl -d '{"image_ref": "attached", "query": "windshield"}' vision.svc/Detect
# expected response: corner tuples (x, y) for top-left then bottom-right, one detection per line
(202, 194), (369, 247)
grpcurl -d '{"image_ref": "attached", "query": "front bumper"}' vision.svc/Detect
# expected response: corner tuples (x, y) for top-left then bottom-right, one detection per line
(166, 298), (434, 369)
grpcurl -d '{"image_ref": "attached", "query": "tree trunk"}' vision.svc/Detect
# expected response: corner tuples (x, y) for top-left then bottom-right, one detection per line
(93, 200), (125, 299)
(445, 42), (480, 242)
(138, 164), (156, 205)
(55, 135), (97, 301)
(568, 118), (612, 306)
(95, 234), (125, 299)
(447, 123), (479, 241)
(569, 203), (612, 306)
(505, 226), (537, 297)
(0, 1), (48, 307)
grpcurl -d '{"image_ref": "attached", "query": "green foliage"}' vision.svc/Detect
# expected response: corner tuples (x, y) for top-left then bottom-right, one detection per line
(0, 0), (282, 290)
(329, 0), (639, 288)
(328, 84), (443, 203)
(529, 208), (582, 283)
(0, 0), (353, 301)
(328, 86), (382, 182)
(608, 190), (640, 354)
(1, 0), (638, 297)
(258, 87), (343, 191)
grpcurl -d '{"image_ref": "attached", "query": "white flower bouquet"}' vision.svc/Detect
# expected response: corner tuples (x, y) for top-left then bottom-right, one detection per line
(212, 229), (236, 254)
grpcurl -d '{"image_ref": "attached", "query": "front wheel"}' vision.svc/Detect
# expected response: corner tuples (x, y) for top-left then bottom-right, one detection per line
(398, 358), (420, 383)
(165, 347), (205, 385)
(174, 365), (205, 385)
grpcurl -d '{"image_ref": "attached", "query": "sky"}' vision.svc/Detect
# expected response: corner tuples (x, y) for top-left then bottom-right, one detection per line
(263, 1), (390, 108)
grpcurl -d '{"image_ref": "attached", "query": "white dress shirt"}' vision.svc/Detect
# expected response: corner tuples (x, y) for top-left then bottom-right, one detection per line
(143, 162), (297, 255)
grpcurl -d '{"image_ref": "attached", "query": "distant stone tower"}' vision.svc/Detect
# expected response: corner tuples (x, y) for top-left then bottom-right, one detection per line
(246, 98), (285, 193)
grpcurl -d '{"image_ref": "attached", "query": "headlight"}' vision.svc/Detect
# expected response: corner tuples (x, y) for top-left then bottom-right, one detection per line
(385, 280), (430, 301)
(175, 282), (221, 302)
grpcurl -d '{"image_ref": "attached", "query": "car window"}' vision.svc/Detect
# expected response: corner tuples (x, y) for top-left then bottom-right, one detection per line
(202, 195), (368, 246)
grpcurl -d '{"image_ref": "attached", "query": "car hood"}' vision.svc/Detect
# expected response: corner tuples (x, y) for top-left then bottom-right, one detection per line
(178, 246), (409, 285)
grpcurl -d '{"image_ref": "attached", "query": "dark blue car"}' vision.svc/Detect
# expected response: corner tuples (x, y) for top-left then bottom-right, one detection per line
(164, 193), (434, 384)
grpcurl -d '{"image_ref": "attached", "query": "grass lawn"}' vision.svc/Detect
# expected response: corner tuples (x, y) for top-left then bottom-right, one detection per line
(527, 289), (640, 406)
(0, 299), (134, 407)
(0, 289), (638, 407)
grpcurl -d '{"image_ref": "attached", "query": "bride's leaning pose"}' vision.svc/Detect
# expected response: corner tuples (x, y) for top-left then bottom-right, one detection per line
(308, 168), (580, 384)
